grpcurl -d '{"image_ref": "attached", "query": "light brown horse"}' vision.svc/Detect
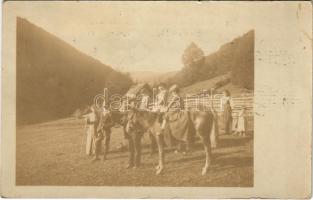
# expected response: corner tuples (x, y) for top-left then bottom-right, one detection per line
(127, 109), (218, 175)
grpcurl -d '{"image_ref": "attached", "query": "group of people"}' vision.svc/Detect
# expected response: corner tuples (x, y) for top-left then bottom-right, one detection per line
(83, 83), (247, 166)
(84, 104), (115, 161)
(220, 90), (247, 137)
(85, 83), (183, 166)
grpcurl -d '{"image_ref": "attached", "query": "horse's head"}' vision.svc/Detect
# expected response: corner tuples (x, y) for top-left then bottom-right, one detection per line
(109, 110), (126, 127)
(125, 110), (157, 133)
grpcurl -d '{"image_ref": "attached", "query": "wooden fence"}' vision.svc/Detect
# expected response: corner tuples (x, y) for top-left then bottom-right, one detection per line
(183, 93), (254, 116)
(183, 93), (254, 132)
(121, 92), (254, 132)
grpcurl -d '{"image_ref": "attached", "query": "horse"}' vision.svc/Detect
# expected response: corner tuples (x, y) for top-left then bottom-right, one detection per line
(126, 108), (218, 175)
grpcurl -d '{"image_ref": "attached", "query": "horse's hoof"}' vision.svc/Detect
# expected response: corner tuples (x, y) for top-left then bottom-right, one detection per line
(156, 167), (164, 175)
(126, 164), (134, 169)
(201, 167), (209, 175)
(92, 157), (100, 162)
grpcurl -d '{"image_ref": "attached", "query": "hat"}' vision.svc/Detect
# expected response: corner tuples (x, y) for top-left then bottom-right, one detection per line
(223, 90), (231, 97)
(169, 84), (179, 93)
(128, 97), (137, 103)
(158, 82), (167, 89)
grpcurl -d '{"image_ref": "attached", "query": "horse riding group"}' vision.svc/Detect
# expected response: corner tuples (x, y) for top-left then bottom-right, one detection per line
(83, 83), (220, 175)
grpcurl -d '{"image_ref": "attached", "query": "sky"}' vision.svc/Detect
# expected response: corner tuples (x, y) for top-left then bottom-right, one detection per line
(9, 2), (258, 72)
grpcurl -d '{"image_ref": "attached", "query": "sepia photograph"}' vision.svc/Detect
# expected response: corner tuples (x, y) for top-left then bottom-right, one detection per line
(15, 2), (254, 187)
(1, 1), (311, 198)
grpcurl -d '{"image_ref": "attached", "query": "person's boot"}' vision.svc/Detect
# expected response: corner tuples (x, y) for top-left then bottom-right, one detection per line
(133, 163), (140, 169)
(127, 154), (134, 169)
(134, 151), (141, 169)
(103, 145), (109, 161)
(92, 155), (100, 162)
(126, 163), (134, 169)
(102, 154), (107, 161)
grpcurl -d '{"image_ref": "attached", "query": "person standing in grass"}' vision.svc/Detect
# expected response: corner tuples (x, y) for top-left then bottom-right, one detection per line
(94, 104), (114, 161)
(234, 106), (247, 137)
(221, 90), (233, 135)
(125, 98), (144, 169)
(85, 106), (98, 156)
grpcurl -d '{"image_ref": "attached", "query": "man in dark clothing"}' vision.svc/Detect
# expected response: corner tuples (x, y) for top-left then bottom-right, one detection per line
(221, 90), (233, 135)
(95, 107), (114, 161)
(125, 100), (144, 168)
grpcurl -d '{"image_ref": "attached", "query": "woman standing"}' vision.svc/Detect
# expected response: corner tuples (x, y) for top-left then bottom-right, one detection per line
(85, 106), (98, 156)
(221, 90), (233, 135)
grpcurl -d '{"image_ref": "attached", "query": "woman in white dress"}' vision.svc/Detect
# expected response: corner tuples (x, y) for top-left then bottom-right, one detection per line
(85, 106), (98, 156)
(235, 106), (246, 137)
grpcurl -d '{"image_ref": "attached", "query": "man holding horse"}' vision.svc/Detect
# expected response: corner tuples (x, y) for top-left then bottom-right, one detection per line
(94, 104), (114, 161)
(125, 98), (144, 169)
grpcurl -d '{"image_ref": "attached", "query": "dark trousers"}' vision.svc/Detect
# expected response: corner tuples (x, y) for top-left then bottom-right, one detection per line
(224, 117), (232, 135)
(94, 129), (111, 158)
(127, 131), (143, 167)
(94, 132), (103, 157)
(103, 130), (111, 158)
(149, 132), (157, 155)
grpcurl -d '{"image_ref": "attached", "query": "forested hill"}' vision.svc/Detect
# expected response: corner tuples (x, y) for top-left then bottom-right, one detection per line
(167, 30), (254, 90)
(16, 17), (133, 125)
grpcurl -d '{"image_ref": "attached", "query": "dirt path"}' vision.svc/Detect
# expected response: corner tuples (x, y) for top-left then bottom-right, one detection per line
(16, 117), (253, 186)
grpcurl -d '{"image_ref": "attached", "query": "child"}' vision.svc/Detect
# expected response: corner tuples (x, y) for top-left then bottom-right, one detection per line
(235, 106), (246, 137)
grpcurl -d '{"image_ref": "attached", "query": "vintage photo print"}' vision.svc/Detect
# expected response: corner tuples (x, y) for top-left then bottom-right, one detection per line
(1, 1), (312, 198)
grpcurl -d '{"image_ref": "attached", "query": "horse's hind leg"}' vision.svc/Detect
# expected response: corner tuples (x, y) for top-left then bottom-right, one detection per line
(134, 132), (142, 168)
(149, 132), (157, 156)
(155, 134), (165, 175)
(200, 135), (212, 175)
(126, 136), (135, 169)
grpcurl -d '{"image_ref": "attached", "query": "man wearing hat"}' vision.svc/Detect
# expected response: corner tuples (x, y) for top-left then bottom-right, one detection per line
(95, 103), (114, 161)
(125, 97), (144, 168)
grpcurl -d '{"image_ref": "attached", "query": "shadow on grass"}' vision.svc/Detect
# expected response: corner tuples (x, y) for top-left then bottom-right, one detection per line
(217, 135), (253, 148)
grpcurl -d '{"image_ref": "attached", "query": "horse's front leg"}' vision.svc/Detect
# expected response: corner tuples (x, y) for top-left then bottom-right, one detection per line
(155, 133), (165, 175)
(200, 135), (212, 175)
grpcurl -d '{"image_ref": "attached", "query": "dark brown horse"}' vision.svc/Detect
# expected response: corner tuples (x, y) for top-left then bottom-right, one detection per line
(126, 109), (218, 175)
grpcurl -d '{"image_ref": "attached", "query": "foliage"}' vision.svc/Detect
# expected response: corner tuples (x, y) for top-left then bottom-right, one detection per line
(167, 30), (254, 90)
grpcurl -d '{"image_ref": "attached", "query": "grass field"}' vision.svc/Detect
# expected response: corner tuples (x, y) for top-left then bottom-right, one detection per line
(16, 117), (253, 186)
